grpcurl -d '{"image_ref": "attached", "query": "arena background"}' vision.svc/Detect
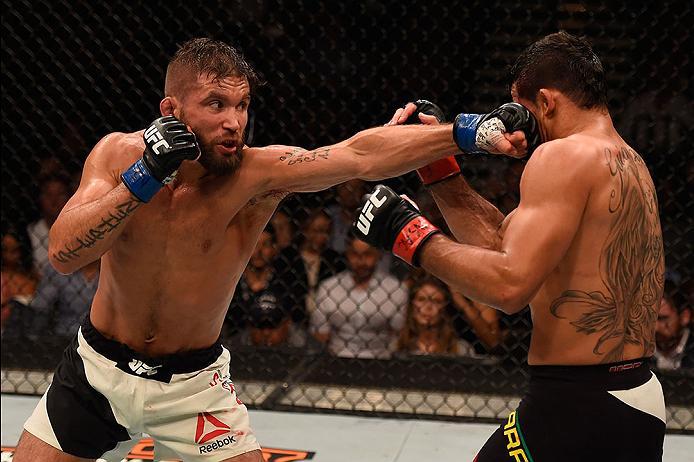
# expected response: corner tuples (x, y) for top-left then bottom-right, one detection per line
(2, 0), (692, 436)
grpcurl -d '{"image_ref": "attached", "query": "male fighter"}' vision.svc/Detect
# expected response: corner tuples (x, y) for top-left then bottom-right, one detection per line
(14, 38), (528, 461)
(355, 31), (666, 461)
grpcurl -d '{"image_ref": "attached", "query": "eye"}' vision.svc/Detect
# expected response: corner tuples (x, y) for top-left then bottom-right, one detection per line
(210, 100), (223, 109)
(237, 100), (249, 110)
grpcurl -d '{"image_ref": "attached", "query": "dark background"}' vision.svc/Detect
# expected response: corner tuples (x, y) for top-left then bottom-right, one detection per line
(2, 0), (692, 429)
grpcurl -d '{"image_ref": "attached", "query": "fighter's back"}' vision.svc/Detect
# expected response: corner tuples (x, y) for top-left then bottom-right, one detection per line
(525, 133), (664, 365)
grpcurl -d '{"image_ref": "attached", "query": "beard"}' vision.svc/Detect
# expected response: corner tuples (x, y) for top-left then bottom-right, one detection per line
(198, 141), (243, 176)
(178, 109), (244, 176)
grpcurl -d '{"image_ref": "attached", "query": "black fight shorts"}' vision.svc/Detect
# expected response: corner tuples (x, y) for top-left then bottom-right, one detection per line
(474, 358), (666, 462)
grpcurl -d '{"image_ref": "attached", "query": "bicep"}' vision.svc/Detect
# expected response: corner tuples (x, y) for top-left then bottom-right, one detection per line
(501, 150), (591, 292)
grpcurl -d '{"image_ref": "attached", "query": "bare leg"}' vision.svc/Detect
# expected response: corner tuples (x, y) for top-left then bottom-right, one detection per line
(221, 448), (264, 462)
(13, 430), (94, 462)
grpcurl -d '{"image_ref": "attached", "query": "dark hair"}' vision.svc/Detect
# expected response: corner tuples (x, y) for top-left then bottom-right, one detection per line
(262, 223), (276, 243)
(1, 225), (37, 276)
(397, 275), (459, 355)
(39, 173), (71, 194)
(663, 278), (688, 314)
(166, 38), (262, 93)
(509, 31), (608, 109)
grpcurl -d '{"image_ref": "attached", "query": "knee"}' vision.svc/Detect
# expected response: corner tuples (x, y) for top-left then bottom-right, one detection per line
(222, 448), (264, 462)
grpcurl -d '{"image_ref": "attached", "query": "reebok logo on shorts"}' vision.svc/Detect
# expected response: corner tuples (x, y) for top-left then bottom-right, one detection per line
(195, 412), (237, 454)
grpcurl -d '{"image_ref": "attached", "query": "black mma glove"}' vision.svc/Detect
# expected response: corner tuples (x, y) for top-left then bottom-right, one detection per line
(121, 116), (201, 202)
(453, 102), (541, 156)
(403, 99), (462, 186)
(352, 184), (440, 266)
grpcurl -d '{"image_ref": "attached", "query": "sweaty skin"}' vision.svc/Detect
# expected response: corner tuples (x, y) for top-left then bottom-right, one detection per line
(48, 74), (458, 356)
(419, 94), (663, 365)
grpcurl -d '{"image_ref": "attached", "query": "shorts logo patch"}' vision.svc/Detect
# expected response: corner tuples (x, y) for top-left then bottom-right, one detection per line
(128, 359), (162, 376)
(609, 361), (643, 373)
(195, 412), (232, 445)
(209, 369), (243, 405)
(503, 411), (532, 462)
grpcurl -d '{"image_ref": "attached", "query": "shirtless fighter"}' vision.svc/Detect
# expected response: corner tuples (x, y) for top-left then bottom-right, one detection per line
(14, 38), (528, 461)
(355, 32), (666, 461)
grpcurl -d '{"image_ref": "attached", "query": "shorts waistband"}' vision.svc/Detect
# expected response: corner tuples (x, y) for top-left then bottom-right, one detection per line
(80, 315), (224, 376)
(528, 358), (652, 391)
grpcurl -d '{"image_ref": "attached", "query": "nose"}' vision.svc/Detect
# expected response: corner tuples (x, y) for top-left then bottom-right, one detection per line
(222, 112), (240, 132)
(421, 304), (436, 316)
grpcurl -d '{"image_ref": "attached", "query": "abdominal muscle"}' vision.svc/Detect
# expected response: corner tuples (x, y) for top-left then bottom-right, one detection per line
(89, 235), (247, 357)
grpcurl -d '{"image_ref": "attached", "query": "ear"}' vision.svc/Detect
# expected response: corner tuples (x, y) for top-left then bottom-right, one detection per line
(160, 97), (176, 117)
(681, 308), (691, 327)
(537, 89), (556, 118)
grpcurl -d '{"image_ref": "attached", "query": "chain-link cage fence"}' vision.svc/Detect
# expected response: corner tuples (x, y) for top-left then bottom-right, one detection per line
(2, 0), (692, 433)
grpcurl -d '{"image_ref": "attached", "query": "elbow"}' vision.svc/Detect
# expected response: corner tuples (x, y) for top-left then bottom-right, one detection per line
(496, 286), (531, 314)
(494, 268), (534, 315)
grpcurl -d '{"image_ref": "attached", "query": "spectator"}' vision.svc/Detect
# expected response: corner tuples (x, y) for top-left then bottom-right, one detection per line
(328, 179), (397, 276)
(327, 179), (368, 253)
(450, 291), (504, 354)
(397, 276), (475, 356)
(1, 227), (38, 332)
(269, 208), (294, 251)
(405, 268), (505, 355)
(226, 224), (304, 346)
(27, 174), (70, 276)
(311, 236), (407, 358)
(243, 292), (307, 348)
(654, 280), (694, 370)
(276, 209), (345, 324)
(29, 259), (99, 341)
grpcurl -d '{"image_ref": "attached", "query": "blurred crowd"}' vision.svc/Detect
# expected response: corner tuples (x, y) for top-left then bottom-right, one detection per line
(2, 170), (692, 372)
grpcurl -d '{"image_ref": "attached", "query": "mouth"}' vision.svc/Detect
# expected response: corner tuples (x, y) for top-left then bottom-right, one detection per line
(217, 141), (238, 156)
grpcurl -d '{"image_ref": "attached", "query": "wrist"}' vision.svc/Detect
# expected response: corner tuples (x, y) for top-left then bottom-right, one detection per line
(391, 216), (440, 266)
(452, 113), (484, 153)
(416, 156), (461, 186)
(121, 158), (163, 203)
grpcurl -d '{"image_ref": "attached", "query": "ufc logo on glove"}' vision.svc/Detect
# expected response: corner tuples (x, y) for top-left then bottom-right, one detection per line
(356, 188), (387, 234)
(144, 124), (171, 154)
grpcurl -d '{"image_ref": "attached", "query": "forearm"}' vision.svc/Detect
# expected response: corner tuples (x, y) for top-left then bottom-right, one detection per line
(428, 176), (504, 249)
(48, 183), (142, 274)
(453, 293), (501, 350)
(419, 234), (524, 314)
(351, 124), (458, 180)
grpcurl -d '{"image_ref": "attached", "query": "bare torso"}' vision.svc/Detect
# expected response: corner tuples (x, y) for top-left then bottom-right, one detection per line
(90, 132), (282, 356)
(503, 135), (664, 365)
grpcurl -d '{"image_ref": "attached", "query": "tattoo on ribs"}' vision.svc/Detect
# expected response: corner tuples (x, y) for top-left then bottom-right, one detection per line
(279, 147), (331, 166)
(53, 198), (142, 263)
(549, 147), (664, 362)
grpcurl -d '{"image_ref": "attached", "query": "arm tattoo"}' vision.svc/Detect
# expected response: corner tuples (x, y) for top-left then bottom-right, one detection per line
(279, 147), (331, 166)
(247, 189), (291, 207)
(53, 198), (142, 263)
(549, 147), (663, 362)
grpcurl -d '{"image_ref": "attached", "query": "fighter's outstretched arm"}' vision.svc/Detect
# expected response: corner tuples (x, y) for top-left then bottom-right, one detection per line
(242, 124), (457, 193)
(352, 140), (593, 314)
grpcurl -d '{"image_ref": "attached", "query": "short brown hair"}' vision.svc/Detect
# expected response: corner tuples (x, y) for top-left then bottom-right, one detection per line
(509, 31), (608, 109)
(165, 38), (262, 95)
